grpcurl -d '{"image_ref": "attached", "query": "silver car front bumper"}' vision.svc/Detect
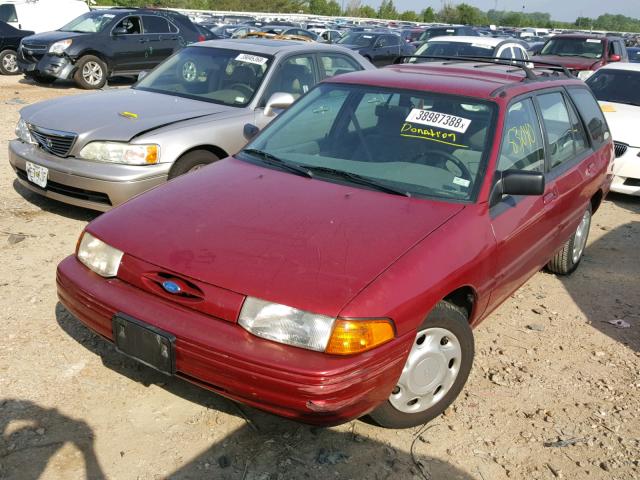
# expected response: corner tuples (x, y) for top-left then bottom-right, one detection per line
(9, 140), (171, 212)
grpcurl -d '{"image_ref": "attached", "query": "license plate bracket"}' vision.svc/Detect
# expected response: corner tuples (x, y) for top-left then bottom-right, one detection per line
(112, 313), (176, 375)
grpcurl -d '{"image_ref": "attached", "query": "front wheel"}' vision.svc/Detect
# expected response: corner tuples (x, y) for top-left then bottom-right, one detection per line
(0, 49), (19, 75)
(73, 55), (107, 89)
(368, 301), (474, 429)
(169, 150), (220, 179)
(546, 204), (592, 275)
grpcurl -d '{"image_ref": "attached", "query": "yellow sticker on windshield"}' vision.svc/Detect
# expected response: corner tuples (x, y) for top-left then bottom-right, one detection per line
(119, 111), (138, 119)
(401, 123), (468, 148)
(600, 104), (616, 112)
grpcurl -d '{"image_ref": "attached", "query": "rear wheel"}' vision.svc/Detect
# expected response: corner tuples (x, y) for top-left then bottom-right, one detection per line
(547, 204), (592, 275)
(73, 55), (107, 89)
(368, 301), (474, 429)
(169, 150), (220, 179)
(0, 49), (19, 75)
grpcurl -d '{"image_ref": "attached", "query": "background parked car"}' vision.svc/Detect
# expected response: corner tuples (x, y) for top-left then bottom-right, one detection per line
(586, 63), (640, 196)
(411, 25), (479, 48)
(532, 34), (628, 80)
(0, 0), (88, 33)
(0, 19), (31, 74)
(410, 36), (530, 63)
(258, 25), (317, 41)
(9, 40), (374, 211)
(627, 47), (640, 63)
(17, 8), (207, 89)
(337, 31), (414, 66)
(316, 29), (343, 44)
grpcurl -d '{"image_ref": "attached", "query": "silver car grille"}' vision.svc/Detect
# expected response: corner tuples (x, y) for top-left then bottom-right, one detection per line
(29, 125), (77, 157)
(614, 142), (628, 158)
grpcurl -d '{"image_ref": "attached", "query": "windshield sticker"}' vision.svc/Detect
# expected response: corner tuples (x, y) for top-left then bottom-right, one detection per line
(363, 35), (373, 38)
(507, 123), (536, 155)
(600, 104), (616, 112)
(453, 177), (470, 188)
(586, 39), (602, 43)
(102, 14), (115, 18)
(446, 29), (455, 33)
(401, 123), (468, 148)
(471, 43), (494, 49)
(235, 53), (268, 65)
(405, 109), (471, 133)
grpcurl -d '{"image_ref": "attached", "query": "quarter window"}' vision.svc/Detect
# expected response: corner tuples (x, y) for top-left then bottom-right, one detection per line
(567, 87), (610, 145)
(498, 98), (544, 172)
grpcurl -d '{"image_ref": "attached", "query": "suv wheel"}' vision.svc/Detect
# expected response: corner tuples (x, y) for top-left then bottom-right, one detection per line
(547, 204), (592, 275)
(74, 55), (107, 89)
(169, 150), (220, 179)
(368, 301), (474, 429)
(0, 49), (19, 75)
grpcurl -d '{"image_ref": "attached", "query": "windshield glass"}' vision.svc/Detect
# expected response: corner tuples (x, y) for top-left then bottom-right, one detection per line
(539, 37), (604, 58)
(135, 47), (273, 107)
(242, 84), (496, 201)
(587, 69), (640, 106)
(59, 11), (117, 33)
(337, 33), (375, 47)
(418, 28), (457, 42)
(413, 41), (494, 60)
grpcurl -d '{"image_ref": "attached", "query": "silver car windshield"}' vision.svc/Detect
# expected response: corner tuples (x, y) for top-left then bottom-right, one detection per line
(243, 84), (497, 202)
(135, 47), (273, 107)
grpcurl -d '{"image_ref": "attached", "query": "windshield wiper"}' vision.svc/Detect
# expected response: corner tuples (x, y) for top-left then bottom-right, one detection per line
(303, 165), (411, 197)
(241, 149), (312, 178)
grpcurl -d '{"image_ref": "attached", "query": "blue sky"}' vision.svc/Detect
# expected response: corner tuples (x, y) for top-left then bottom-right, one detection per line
(372, 0), (639, 22)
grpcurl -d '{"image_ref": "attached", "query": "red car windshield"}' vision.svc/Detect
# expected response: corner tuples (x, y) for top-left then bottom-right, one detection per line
(242, 83), (497, 202)
(540, 37), (604, 59)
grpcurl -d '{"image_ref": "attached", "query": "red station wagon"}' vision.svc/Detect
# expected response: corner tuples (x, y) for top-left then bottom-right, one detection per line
(56, 59), (614, 429)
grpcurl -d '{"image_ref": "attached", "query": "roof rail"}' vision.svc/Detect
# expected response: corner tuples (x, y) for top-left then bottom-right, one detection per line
(393, 55), (574, 80)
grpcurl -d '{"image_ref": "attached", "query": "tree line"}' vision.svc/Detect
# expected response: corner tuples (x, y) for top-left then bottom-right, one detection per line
(98, 0), (640, 33)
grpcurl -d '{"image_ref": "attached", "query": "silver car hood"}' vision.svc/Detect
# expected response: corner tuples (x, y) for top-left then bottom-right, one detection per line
(20, 89), (233, 143)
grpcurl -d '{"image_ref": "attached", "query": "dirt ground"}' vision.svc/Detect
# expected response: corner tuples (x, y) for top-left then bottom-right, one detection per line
(0, 74), (639, 480)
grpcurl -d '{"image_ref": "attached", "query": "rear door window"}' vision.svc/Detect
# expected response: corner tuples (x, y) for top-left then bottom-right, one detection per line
(498, 98), (544, 172)
(142, 16), (175, 34)
(567, 87), (611, 146)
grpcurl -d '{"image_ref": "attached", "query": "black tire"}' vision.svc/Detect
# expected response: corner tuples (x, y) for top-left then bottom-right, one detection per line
(0, 49), (19, 75)
(33, 73), (56, 84)
(73, 55), (107, 89)
(368, 301), (474, 429)
(546, 204), (592, 275)
(169, 150), (220, 179)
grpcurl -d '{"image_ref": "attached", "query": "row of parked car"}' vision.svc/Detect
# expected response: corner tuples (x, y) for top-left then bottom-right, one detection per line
(6, 6), (640, 430)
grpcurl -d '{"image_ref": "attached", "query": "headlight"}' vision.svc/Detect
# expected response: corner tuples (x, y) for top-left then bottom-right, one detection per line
(79, 142), (159, 165)
(577, 70), (595, 81)
(15, 118), (35, 144)
(49, 39), (72, 54)
(239, 297), (395, 354)
(76, 232), (123, 277)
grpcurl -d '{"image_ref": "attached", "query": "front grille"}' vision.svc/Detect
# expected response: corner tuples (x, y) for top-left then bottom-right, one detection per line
(614, 142), (628, 158)
(20, 43), (47, 62)
(16, 168), (112, 206)
(21, 42), (48, 52)
(28, 125), (76, 157)
(624, 178), (640, 187)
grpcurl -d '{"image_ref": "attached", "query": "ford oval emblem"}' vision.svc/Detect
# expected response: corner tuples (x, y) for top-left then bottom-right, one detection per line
(162, 280), (181, 294)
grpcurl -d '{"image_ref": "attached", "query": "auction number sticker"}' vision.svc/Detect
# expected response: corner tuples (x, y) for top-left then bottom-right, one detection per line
(235, 53), (268, 65)
(405, 109), (472, 133)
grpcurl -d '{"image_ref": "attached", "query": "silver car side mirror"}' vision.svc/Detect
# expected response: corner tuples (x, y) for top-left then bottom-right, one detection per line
(264, 92), (296, 117)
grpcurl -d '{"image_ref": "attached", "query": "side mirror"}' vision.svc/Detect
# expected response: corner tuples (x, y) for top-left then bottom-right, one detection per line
(243, 123), (260, 141)
(112, 27), (128, 35)
(137, 70), (148, 82)
(490, 170), (545, 206)
(609, 54), (621, 62)
(264, 92), (295, 117)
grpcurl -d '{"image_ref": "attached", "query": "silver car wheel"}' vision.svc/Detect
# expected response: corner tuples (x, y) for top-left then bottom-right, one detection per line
(2, 52), (18, 73)
(572, 209), (591, 264)
(182, 61), (197, 82)
(82, 61), (103, 86)
(389, 327), (462, 414)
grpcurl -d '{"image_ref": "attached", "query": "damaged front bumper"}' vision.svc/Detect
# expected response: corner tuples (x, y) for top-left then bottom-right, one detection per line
(17, 47), (75, 80)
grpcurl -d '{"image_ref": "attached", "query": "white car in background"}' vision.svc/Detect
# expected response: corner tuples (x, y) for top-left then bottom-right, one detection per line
(411, 36), (531, 64)
(587, 63), (640, 196)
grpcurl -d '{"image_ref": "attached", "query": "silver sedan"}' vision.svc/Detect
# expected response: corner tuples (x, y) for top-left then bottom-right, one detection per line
(9, 39), (373, 211)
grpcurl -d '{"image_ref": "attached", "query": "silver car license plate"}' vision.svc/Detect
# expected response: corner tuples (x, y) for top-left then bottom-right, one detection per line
(25, 161), (48, 188)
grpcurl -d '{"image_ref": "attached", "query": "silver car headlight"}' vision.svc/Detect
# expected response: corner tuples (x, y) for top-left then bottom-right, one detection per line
(239, 297), (336, 352)
(577, 70), (595, 81)
(76, 232), (124, 278)
(15, 118), (35, 144)
(79, 142), (160, 165)
(49, 39), (72, 54)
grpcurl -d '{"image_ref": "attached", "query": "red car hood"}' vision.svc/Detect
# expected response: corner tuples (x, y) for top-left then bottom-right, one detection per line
(88, 158), (464, 317)
(532, 54), (600, 71)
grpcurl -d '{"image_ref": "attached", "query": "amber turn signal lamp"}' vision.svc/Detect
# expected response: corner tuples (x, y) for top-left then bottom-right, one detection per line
(325, 319), (395, 355)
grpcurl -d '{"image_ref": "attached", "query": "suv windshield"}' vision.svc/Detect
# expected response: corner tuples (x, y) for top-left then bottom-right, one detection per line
(241, 83), (496, 201)
(418, 28), (458, 42)
(413, 41), (494, 60)
(587, 69), (640, 106)
(539, 37), (604, 59)
(59, 11), (117, 33)
(337, 33), (375, 47)
(135, 46), (273, 107)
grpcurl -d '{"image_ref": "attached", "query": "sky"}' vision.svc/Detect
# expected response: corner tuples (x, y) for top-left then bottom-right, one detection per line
(370, 0), (640, 22)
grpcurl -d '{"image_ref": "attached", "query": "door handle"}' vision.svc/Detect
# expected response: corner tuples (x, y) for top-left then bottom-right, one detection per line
(543, 191), (557, 205)
(139, 38), (148, 43)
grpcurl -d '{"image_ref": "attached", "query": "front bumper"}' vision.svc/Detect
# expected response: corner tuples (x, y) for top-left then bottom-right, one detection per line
(611, 144), (640, 196)
(17, 49), (75, 80)
(9, 140), (170, 211)
(56, 256), (412, 425)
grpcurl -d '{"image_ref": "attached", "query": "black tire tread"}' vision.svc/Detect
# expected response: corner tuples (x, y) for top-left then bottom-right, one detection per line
(169, 150), (220, 179)
(73, 55), (107, 90)
(546, 204), (592, 276)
